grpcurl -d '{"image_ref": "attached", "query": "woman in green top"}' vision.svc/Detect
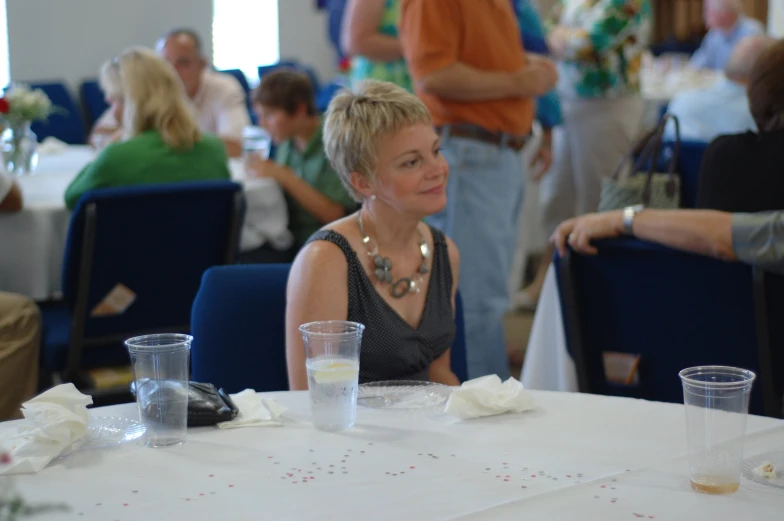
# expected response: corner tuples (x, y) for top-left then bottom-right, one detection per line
(342, 0), (412, 91)
(65, 47), (230, 209)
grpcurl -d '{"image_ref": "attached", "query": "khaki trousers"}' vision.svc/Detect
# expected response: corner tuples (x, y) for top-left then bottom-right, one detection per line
(0, 292), (40, 420)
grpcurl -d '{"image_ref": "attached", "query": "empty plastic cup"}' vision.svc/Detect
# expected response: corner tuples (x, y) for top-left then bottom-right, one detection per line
(679, 365), (756, 494)
(126, 334), (192, 448)
(300, 321), (364, 431)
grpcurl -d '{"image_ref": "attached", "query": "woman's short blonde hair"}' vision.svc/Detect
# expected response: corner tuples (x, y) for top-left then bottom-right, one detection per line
(98, 59), (123, 100)
(115, 47), (201, 150)
(323, 80), (432, 202)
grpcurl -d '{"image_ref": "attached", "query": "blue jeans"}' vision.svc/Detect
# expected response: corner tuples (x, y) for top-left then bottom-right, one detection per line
(428, 135), (525, 379)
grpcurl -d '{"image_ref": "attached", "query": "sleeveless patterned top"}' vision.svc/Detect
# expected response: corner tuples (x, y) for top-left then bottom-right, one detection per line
(306, 226), (455, 383)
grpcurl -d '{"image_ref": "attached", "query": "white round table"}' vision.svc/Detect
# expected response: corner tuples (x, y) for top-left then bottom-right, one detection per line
(0, 147), (291, 300)
(8, 390), (784, 520)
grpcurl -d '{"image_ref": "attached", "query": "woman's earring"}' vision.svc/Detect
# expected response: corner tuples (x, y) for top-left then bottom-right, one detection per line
(370, 194), (377, 201)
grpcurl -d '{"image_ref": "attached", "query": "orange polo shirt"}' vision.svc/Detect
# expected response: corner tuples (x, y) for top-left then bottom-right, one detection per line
(400, 0), (534, 136)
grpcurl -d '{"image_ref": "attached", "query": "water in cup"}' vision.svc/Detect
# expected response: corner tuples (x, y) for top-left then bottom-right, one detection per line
(300, 321), (364, 432)
(306, 357), (359, 431)
(679, 365), (755, 494)
(242, 126), (271, 161)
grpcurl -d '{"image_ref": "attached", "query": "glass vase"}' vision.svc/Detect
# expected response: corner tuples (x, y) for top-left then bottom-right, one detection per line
(1, 122), (39, 175)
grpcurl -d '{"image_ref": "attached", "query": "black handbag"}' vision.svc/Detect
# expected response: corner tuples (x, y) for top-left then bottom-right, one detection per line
(598, 114), (682, 211)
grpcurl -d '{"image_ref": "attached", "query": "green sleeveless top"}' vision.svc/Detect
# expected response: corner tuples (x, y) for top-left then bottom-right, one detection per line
(349, 0), (412, 91)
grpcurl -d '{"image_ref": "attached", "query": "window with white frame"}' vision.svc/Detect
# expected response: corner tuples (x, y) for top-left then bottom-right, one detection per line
(0, 0), (9, 88)
(212, 0), (279, 85)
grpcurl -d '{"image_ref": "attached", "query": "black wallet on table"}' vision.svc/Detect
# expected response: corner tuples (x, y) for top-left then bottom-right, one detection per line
(129, 381), (239, 427)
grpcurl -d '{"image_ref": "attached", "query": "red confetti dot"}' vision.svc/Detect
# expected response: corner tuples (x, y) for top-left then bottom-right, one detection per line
(496, 475), (501, 478)
(409, 466), (415, 469)
(649, 517), (655, 519)
(123, 504), (128, 507)
(601, 485), (606, 488)
(268, 456), (273, 459)
(0, 453), (10, 464)
(521, 486), (527, 489)
(310, 476), (315, 480)
(505, 475), (510, 478)
(531, 474), (537, 478)
(611, 500), (616, 504)
(504, 479), (509, 482)
(502, 462), (508, 465)
(566, 474), (572, 477)
(626, 469), (631, 472)
(228, 485), (234, 488)
(292, 481), (298, 484)
(208, 474), (214, 478)
(199, 493), (205, 497)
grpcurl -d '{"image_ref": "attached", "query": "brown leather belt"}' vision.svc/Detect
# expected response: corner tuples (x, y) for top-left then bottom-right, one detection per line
(436, 125), (531, 152)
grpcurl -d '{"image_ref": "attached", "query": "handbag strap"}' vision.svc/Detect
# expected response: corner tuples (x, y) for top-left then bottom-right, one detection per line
(641, 114), (681, 205)
(609, 126), (660, 182)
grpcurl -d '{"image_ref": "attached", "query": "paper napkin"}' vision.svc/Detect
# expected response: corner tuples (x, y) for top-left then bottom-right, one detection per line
(216, 389), (286, 429)
(445, 375), (535, 420)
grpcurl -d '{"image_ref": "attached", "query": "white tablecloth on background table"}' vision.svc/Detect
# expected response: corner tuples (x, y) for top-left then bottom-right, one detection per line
(521, 265), (578, 392)
(10, 390), (784, 520)
(0, 146), (291, 300)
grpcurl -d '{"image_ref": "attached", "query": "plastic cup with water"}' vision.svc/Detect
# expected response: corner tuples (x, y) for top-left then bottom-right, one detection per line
(300, 321), (364, 431)
(679, 365), (756, 494)
(125, 334), (191, 448)
(242, 126), (271, 165)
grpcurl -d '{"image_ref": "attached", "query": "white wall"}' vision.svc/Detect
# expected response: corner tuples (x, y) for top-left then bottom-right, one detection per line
(6, 0), (213, 88)
(5, 0), (337, 90)
(278, 1), (337, 84)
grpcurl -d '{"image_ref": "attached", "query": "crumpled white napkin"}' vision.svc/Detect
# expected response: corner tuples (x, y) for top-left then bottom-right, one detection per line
(444, 375), (535, 419)
(216, 389), (286, 429)
(37, 136), (69, 156)
(0, 383), (93, 474)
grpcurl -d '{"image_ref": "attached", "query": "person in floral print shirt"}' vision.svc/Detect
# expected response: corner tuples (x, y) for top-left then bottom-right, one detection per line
(519, 0), (652, 309)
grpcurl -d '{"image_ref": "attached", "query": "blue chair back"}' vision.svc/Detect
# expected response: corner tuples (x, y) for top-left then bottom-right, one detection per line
(660, 139), (709, 209)
(60, 181), (245, 377)
(316, 81), (345, 113)
(191, 264), (291, 393)
(80, 80), (109, 129)
(258, 60), (300, 81)
(556, 238), (768, 415)
(451, 290), (468, 382)
(752, 268), (784, 418)
(28, 81), (87, 144)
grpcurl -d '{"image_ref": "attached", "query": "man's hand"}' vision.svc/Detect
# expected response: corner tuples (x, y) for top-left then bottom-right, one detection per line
(547, 26), (570, 58)
(513, 57), (558, 97)
(551, 211), (625, 257)
(531, 128), (553, 181)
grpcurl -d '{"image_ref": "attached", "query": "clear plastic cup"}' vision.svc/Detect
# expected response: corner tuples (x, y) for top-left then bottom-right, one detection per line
(299, 321), (364, 431)
(126, 334), (192, 448)
(242, 126), (271, 163)
(679, 365), (756, 494)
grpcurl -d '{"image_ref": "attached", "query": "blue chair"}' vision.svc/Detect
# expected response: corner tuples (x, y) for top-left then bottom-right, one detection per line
(80, 80), (109, 129)
(752, 268), (784, 418)
(660, 139), (709, 209)
(316, 81), (345, 113)
(28, 81), (87, 144)
(191, 264), (291, 393)
(556, 238), (771, 416)
(258, 60), (299, 82)
(451, 290), (468, 383)
(40, 181), (245, 389)
(190, 264), (469, 392)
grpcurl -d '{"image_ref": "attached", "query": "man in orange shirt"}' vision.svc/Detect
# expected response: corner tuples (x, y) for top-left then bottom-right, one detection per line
(400, 0), (557, 379)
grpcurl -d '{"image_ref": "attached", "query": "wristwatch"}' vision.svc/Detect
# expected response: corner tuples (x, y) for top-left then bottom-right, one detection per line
(622, 205), (644, 236)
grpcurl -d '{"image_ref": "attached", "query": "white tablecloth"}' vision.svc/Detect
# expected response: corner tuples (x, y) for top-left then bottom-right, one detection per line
(521, 265), (578, 392)
(0, 146), (291, 300)
(9, 390), (783, 520)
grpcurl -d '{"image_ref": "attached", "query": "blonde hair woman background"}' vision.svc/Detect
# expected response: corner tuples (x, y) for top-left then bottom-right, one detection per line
(87, 59), (125, 150)
(65, 47), (230, 209)
(285, 80), (460, 389)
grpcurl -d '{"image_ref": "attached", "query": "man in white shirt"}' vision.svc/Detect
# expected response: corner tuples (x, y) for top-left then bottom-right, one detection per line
(156, 29), (250, 157)
(0, 170), (41, 420)
(666, 35), (774, 142)
(689, 0), (765, 71)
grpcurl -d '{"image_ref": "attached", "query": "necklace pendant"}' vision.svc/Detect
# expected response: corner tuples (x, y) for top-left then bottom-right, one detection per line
(391, 278), (413, 298)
